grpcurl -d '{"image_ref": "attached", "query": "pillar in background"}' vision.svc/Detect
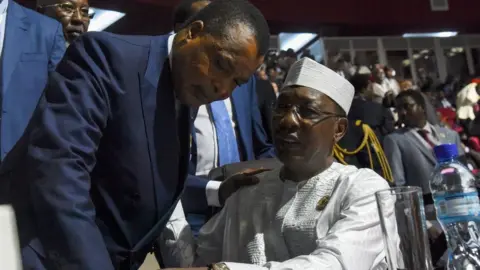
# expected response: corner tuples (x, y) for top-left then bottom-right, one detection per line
(377, 38), (388, 66)
(464, 37), (475, 76)
(406, 39), (419, 84)
(434, 38), (448, 82)
(349, 40), (355, 64)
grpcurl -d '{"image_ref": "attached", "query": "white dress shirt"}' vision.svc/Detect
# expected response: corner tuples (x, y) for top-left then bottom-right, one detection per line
(159, 162), (396, 270)
(0, 0), (8, 59)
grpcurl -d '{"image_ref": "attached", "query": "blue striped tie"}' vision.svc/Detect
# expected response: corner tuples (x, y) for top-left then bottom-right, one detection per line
(209, 101), (240, 166)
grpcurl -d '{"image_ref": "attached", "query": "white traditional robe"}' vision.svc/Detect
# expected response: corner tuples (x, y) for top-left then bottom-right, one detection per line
(159, 162), (394, 270)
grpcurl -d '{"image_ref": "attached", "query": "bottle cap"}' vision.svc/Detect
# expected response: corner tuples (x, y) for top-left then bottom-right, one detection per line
(434, 144), (459, 161)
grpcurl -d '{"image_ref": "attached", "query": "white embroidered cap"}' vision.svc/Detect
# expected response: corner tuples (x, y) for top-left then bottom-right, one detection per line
(282, 57), (355, 114)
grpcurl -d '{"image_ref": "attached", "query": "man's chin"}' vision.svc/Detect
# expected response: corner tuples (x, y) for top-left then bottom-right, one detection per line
(278, 151), (306, 165)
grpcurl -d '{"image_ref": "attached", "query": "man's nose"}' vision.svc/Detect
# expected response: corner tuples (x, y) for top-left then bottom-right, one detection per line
(279, 110), (300, 133)
(71, 9), (84, 23)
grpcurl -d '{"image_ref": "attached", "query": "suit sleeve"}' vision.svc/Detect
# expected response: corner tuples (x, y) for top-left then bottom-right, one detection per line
(383, 135), (406, 186)
(249, 78), (275, 159)
(182, 175), (212, 214)
(48, 22), (66, 71)
(28, 33), (114, 269)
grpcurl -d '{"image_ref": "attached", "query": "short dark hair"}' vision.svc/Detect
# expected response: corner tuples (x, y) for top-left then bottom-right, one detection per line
(184, 0), (270, 57)
(172, 0), (210, 30)
(396, 90), (426, 110)
(349, 74), (370, 95)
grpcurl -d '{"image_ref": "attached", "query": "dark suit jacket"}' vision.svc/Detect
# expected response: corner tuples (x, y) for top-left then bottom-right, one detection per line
(182, 76), (275, 216)
(0, 32), (194, 270)
(255, 77), (276, 143)
(348, 97), (395, 139)
(1, 0), (65, 158)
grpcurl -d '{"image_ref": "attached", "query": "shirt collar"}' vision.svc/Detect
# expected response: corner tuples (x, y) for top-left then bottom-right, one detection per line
(0, 0), (8, 15)
(416, 122), (436, 137)
(167, 34), (175, 69)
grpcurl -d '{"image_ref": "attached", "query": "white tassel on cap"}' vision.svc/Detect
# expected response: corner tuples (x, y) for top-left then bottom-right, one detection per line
(282, 57), (355, 114)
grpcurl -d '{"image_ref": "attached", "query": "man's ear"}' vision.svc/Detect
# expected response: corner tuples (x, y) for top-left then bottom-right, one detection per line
(186, 20), (205, 40)
(333, 118), (348, 143)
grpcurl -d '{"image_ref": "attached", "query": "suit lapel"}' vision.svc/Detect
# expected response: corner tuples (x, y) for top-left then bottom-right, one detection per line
(406, 129), (436, 164)
(2, 2), (29, 94)
(231, 84), (248, 159)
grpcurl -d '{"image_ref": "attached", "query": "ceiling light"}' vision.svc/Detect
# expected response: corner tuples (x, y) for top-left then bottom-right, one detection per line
(402, 31), (457, 38)
(88, 8), (126, 32)
(279, 33), (317, 52)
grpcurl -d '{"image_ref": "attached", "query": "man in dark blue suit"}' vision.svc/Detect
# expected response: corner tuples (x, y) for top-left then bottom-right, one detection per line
(1, 0), (65, 159)
(0, 0), (270, 269)
(172, 0), (275, 237)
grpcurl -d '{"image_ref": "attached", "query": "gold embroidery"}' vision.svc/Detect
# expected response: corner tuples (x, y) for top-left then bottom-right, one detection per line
(316, 196), (330, 211)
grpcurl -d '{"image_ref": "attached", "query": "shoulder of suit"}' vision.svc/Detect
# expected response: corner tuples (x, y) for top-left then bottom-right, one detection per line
(16, 3), (61, 30)
(77, 32), (161, 50)
(385, 128), (408, 138)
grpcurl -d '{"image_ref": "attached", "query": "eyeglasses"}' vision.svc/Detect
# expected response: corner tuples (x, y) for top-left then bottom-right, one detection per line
(273, 103), (344, 126)
(41, 2), (94, 19)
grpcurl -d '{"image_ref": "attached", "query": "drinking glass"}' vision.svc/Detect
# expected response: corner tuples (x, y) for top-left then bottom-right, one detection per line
(375, 186), (434, 270)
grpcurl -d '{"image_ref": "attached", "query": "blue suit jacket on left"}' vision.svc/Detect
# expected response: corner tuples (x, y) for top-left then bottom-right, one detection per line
(1, 0), (65, 158)
(0, 32), (202, 270)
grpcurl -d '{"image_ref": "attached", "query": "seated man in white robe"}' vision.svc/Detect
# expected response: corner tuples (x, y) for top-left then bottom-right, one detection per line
(159, 58), (395, 270)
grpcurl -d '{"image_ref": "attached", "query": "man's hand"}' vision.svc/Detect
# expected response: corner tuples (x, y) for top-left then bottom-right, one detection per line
(218, 168), (270, 205)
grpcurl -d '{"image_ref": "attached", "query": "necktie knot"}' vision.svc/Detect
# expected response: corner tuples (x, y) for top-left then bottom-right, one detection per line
(417, 129), (435, 148)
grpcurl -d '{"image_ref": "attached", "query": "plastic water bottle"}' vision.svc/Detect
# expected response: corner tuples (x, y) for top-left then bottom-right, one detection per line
(431, 144), (480, 269)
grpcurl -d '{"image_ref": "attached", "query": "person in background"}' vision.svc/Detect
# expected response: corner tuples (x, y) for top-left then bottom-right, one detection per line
(348, 74), (395, 139)
(37, 0), (90, 46)
(0, 0), (65, 161)
(399, 79), (414, 92)
(368, 65), (391, 103)
(384, 90), (464, 201)
(160, 58), (394, 270)
(384, 66), (400, 95)
(418, 68), (434, 92)
(266, 66), (280, 94)
(0, 0), (270, 269)
(456, 82), (479, 135)
(256, 66), (268, 81)
(335, 74), (395, 179)
(171, 0), (275, 238)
